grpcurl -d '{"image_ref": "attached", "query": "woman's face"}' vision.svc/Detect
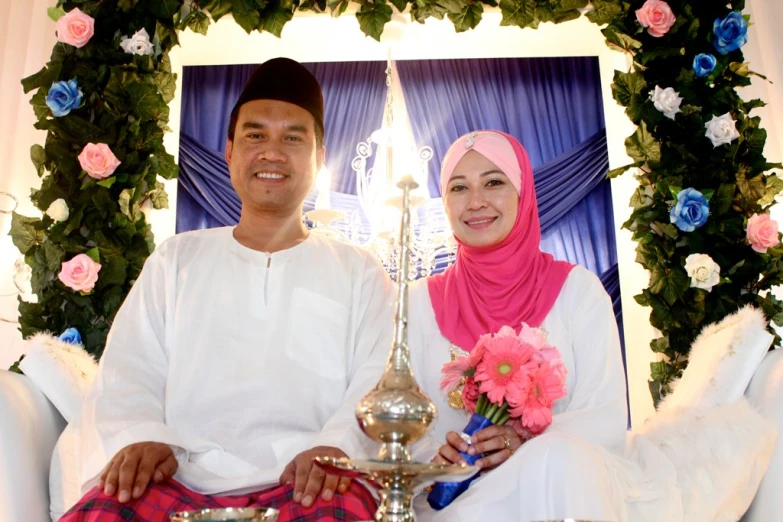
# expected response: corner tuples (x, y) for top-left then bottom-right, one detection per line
(443, 150), (520, 248)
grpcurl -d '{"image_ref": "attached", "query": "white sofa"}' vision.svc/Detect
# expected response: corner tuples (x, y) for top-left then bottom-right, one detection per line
(2, 336), (783, 522)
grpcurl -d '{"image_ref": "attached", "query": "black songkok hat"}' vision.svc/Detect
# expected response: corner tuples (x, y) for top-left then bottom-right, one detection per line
(232, 57), (324, 137)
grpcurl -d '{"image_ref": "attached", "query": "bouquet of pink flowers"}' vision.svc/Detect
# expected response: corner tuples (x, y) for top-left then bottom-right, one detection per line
(427, 323), (567, 510)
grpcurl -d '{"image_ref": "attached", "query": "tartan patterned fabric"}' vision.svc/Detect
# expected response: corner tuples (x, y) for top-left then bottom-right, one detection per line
(60, 479), (377, 522)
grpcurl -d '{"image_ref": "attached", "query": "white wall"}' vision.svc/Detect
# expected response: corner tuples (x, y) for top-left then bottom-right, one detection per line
(1, 1), (782, 425)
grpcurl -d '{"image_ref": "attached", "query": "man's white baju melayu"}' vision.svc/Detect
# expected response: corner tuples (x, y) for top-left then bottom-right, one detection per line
(78, 227), (394, 496)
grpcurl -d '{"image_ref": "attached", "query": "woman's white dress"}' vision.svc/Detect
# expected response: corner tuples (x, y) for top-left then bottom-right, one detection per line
(407, 266), (680, 522)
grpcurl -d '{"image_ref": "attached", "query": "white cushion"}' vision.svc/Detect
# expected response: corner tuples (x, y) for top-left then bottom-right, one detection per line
(640, 399), (777, 522)
(18, 333), (98, 423)
(49, 421), (82, 521)
(659, 305), (774, 413)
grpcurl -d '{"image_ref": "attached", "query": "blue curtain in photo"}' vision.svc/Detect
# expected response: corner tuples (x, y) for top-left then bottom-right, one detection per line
(177, 57), (623, 356)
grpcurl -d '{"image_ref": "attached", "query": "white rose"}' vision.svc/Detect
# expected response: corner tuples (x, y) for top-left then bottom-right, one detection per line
(45, 198), (69, 222)
(120, 28), (154, 56)
(704, 113), (740, 148)
(684, 253), (721, 291)
(649, 86), (683, 120)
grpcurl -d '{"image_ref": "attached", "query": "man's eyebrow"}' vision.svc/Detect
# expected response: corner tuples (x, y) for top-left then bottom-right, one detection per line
(240, 122), (309, 133)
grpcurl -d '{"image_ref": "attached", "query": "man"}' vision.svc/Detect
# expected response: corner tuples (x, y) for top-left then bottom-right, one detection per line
(62, 58), (394, 521)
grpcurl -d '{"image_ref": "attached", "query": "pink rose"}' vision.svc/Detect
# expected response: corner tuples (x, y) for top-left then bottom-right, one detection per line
(78, 143), (121, 179)
(747, 213), (780, 253)
(58, 254), (101, 293)
(635, 0), (676, 37)
(56, 8), (95, 48)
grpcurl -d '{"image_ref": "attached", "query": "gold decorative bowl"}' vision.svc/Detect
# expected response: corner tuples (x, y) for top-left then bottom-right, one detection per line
(170, 507), (279, 521)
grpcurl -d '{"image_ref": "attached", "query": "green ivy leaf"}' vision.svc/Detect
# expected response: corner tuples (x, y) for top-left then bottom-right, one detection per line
(101, 286), (125, 317)
(714, 183), (735, 215)
(625, 122), (661, 165)
(260, 5), (295, 37)
(607, 160), (643, 179)
(759, 174), (783, 207)
(148, 182), (170, 209)
(650, 360), (669, 382)
(499, 0), (536, 29)
(47, 6), (66, 21)
(612, 70), (647, 106)
(201, 0), (233, 20)
(233, 0), (263, 32)
(119, 188), (142, 221)
(150, 0), (183, 20)
(327, 0), (350, 17)
(585, 0), (622, 25)
(649, 266), (689, 306)
(98, 256), (129, 288)
(97, 177), (117, 189)
(448, 2), (483, 32)
(42, 240), (65, 272)
(126, 83), (167, 122)
(85, 247), (101, 263)
(388, 0), (408, 12)
(650, 336), (670, 354)
(186, 11), (211, 35)
(30, 144), (47, 177)
(21, 66), (52, 94)
(602, 24), (642, 55)
(356, 1), (393, 41)
(9, 213), (44, 255)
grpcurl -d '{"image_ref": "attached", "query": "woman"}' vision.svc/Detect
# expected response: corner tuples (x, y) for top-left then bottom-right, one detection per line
(408, 130), (672, 521)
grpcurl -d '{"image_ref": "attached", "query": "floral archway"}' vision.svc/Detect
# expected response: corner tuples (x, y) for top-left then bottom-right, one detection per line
(10, 0), (783, 404)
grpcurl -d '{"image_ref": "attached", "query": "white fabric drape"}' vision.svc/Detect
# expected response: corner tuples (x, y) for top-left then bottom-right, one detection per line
(0, 0), (57, 370)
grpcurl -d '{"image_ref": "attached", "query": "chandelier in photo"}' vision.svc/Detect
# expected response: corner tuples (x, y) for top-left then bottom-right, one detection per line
(304, 56), (456, 281)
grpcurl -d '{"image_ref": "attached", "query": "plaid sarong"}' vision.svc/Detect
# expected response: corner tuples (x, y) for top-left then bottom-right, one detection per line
(60, 479), (377, 521)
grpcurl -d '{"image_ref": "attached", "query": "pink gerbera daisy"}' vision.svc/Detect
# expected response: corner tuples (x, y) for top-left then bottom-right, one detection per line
(527, 360), (568, 407)
(475, 336), (535, 405)
(440, 356), (475, 394)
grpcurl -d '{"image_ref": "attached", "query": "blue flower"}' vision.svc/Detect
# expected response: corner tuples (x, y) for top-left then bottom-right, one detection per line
(45, 79), (83, 117)
(58, 327), (82, 346)
(670, 188), (710, 232)
(692, 53), (717, 77)
(713, 12), (748, 55)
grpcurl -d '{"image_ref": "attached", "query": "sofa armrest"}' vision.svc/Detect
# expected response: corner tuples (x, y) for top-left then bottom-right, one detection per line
(742, 349), (783, 522)
(0, 370), (67, 522)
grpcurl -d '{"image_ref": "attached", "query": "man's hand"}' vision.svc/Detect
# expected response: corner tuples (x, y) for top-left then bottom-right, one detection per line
(279, 446), (351, 508)
(98, 442), (178, 503)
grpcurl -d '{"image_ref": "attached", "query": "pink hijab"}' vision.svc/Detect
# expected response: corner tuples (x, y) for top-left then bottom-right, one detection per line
(427, 130), (575, 352)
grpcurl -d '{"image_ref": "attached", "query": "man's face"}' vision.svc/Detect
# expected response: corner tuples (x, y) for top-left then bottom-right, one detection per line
(225, 99), (325, 216)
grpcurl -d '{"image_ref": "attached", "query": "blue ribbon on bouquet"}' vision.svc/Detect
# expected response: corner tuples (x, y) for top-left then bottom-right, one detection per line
(427, 412), (494, 510)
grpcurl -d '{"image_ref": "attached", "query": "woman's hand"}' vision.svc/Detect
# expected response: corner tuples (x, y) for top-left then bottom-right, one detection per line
(431, 425), (523, 470)
(432, 431), (472, 465)
(468, 424), (523, 470)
